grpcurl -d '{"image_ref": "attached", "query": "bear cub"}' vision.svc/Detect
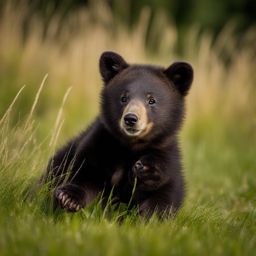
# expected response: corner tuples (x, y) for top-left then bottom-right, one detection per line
(43, 51), (193, 218)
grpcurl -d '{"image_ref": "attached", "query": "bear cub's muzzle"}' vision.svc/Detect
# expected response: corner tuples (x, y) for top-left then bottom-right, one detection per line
(120, 99), (153, 138)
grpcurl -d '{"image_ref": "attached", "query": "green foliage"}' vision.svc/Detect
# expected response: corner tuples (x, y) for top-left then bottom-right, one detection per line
(2, 0), (256, 54)
(0, 92), (255, 255)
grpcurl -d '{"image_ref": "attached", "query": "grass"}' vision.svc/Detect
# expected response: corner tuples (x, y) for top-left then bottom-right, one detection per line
(0, 2), (256, 256)
(0, 110), (255, 255)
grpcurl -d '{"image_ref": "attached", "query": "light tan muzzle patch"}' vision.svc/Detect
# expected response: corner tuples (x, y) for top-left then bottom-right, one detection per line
(120, 99), (153, 138)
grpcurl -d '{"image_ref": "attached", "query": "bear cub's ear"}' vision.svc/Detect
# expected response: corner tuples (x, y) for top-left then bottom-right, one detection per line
(99, 51), (129, 84)
(164, 62), (193, 96)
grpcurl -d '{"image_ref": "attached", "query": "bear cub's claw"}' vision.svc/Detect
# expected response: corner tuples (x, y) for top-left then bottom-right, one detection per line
(56, 190), (81, 212)
(55, 184), (86, 212)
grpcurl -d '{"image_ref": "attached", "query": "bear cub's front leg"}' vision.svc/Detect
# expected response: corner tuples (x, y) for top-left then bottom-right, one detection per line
(132, 155), (166, 191)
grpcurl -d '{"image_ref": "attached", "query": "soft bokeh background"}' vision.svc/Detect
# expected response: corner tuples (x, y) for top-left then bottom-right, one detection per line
(0, 0), (255, 255)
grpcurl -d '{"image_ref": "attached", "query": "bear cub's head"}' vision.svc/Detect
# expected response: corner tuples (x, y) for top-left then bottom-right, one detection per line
(99, 51), (193, 147)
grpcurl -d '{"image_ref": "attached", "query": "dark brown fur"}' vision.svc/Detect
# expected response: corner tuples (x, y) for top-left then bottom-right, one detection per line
(42, 52), (193, 218)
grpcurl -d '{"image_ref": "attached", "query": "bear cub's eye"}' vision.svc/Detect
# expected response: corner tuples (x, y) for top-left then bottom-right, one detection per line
(148, 97), (156, 105)
(120, 95), (128, 103)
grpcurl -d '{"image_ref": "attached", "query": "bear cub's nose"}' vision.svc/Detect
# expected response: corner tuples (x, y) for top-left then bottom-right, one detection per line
(124, 113), (138, 127)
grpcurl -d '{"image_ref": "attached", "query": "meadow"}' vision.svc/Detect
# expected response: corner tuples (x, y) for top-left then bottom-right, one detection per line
(0, 2), (256, 255)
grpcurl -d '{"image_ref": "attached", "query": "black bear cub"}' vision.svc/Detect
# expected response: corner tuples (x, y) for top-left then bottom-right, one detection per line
(43, 51), (193, 218)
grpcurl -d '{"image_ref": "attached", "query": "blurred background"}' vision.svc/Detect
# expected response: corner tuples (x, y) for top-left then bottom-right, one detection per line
(1, 0), (255, 127)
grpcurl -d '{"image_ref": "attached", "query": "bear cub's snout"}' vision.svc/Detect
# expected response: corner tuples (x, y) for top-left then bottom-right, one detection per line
(120, 99), (151, 138)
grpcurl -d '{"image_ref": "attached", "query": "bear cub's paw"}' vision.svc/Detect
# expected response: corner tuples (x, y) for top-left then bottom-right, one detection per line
(55, 184), (86, 212)
(132, 158), (161, 191)
(133, 160), (150, 176)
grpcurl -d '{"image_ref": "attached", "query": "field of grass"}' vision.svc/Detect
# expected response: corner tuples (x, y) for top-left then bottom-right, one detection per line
(0, 2), (256, 256)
